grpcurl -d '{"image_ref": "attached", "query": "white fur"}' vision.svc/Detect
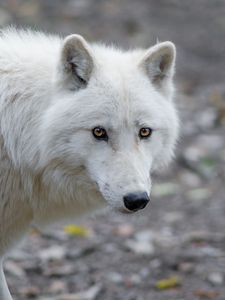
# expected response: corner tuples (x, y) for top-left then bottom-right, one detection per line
(0, 28), (179, 299)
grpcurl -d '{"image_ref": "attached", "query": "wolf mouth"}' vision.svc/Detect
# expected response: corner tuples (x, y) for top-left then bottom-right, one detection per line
(117, 207), (137, 214)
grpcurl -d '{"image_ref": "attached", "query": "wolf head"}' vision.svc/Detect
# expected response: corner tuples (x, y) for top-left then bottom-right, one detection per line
(39, 35), (179, 213)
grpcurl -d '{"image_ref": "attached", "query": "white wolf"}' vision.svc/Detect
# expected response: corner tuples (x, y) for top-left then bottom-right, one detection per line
(0, 28), (179, 300)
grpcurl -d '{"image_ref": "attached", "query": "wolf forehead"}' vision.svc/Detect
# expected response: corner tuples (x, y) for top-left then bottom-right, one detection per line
(50, 77), (174, 136)
(53, 39), (176, 128)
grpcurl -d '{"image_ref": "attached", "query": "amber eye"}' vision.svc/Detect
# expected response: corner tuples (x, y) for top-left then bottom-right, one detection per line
(92, 127), (108, 141)
(139, 127), (153, 139)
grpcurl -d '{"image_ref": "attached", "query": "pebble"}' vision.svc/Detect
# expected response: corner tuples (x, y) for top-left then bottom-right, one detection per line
(48, 280), (67, 294)
(199, 246), (222, 258)
(56, 284), (102, 300)
(134, 230), (154, 242)
(113, 223), (135, 237)
(207, 272), (224, 286)
(39, 245), (66, 261)
(43, 264), (74, 277)
(154, 227), (179, 248)
(129, 274), (142, 285)
(149, 258), (161, 269)
(19, 286), (40, 298)
(125, 239), (155, 255)
(4, 261), (26, 278)
(124, 229), (156, 255)
(107, 272), (123, 283)
(179, 262), (194, 273)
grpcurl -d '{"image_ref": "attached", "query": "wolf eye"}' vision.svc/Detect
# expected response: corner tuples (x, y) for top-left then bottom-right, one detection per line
(139, 127), (153, 139)
(92, 127), (108, 141)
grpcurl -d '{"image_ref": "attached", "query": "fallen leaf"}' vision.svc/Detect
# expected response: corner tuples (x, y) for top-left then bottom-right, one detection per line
(193, 289), (220, 298)
(155, 276), (181, 289)
(64, 225), (89, 237)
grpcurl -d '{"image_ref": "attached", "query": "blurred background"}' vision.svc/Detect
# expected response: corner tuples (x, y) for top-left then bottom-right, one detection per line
(1, 1), (225, 299)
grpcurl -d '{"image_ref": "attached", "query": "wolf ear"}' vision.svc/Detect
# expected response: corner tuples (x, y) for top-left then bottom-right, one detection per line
(60, 34), (94, 90)
(139, 41), (176, 92)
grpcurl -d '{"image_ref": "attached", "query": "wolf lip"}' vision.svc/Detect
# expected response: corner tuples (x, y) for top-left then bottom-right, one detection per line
(118, 207), (136, 214)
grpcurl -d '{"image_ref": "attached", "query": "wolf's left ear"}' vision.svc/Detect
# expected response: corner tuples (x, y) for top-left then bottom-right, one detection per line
(60, 34), (94, 90)
(139, 41), (176, 93)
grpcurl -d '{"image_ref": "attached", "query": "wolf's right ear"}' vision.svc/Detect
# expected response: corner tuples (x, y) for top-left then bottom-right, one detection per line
(59, 34), (94, 90)
(139, 41), (176, 96)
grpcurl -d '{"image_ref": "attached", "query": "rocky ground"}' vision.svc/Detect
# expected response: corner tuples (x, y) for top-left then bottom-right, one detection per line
(1, 1), (225, 299)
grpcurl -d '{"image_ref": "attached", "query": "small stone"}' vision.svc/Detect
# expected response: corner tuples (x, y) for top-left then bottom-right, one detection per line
(19, 286), (40, 298)
(113, 223), (134, 237)
(102, 243), (118, 254)
(107, 272), (123, 283)
(39, 245), (66, 261)
(207, 272), (224, 286)
(199, 246), (222, 257)
(179, 262), (194, 273)
(153, 227), (178, 248)
(48, 280), (67, 294)
(139, 267), (150, 278)
(125, 230), (155, 255)
(44, 264), (74, 277)
(4, 261), (26, 278)
(125, 239), (155, 255)
(149, 259), (161, 269)
(123, 274), (142, 287)
(193, 289), (220, 299)
(129, 274), (142, 285)
(134, 230), (154, 242)
(56, 284), (102, 300)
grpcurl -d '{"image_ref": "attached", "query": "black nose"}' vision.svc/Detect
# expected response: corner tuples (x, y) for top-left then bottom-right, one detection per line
(123, 192), (150, 211)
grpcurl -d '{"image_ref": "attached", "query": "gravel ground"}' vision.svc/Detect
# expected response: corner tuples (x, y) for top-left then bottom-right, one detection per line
(1, 1), (225, 299)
